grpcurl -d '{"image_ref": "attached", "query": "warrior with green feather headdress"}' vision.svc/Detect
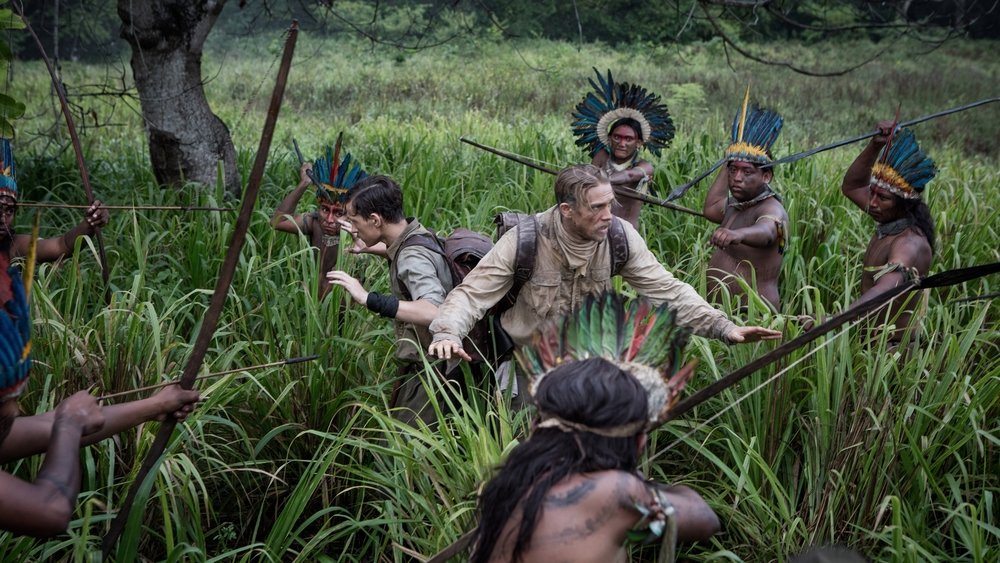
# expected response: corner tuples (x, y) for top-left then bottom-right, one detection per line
(471, 292), (720, 563)
(271, 133), (368, 299)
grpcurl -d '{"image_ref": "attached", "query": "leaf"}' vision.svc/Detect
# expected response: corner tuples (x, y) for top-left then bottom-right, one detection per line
(0, 93), (26, 120)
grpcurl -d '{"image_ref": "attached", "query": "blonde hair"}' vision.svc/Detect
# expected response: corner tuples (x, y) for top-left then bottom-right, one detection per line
(554, 164), (609, 209)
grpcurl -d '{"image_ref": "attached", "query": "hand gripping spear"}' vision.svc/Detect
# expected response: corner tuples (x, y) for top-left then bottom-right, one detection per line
(17, 3), (112, 303)
(100, 21), (300, 557)
(424, 260), (1000, 562)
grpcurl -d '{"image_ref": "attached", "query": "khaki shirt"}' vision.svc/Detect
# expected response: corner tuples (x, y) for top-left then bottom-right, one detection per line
(387, 219), (453, 361)
(430, 207), (736, 346)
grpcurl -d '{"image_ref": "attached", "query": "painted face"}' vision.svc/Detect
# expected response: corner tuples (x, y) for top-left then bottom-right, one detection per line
(562, 182), (616, 242)
(344, 202), (381, 247)
(726, 161), (772, 202)
(317, 200), (345, 236)
(866, 185), (901, 223)
(609, 124), (641, 163)
(0, 195), (15, 239)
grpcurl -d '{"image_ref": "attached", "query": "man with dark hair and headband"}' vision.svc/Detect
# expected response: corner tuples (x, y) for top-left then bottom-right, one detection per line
(841, 120), (935, 345)
(703, 88), (788, 312)
(470, 293), (720, 563)
(0, 138), (109, 266)
(572, 69), (673, 230)
(271, 138), (368, 299)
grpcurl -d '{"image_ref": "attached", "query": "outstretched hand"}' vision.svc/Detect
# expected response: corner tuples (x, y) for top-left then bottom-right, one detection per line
(326, 270), (368, 304)
(428, 339), (472, 362)
(725, 325), (782, 344)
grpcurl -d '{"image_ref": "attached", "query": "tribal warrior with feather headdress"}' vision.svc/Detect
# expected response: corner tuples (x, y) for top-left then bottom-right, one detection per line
(702, 86), (789, 312)
(572, 68), (674, 230)
(841, 120), (936, 345)
(0, 138), (110, 269)
(471, 292), (719, 563)
(271, 133), (368, 299)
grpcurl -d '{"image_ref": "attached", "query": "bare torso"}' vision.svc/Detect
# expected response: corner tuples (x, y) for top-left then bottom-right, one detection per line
(860, 226), (931, 342)
(707, 197), (787, 311)
(487, 471), (643, 563)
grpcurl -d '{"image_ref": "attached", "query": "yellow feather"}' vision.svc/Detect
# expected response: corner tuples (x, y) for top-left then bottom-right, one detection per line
(24, 211), (40, 300)
(737, 83), (751, 143)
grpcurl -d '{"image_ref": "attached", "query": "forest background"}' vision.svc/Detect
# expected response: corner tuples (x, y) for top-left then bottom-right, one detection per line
(1, 0), (998, 561)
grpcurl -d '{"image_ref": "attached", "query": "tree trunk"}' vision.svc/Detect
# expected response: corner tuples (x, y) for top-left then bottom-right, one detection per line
(117, 0), (241, 197)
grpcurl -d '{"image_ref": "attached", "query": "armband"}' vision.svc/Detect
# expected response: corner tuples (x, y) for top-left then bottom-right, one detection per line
(366, 292), (400, 318)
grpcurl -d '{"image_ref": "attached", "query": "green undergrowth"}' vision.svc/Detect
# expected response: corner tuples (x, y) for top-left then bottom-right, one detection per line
(0, 35), (996, 561)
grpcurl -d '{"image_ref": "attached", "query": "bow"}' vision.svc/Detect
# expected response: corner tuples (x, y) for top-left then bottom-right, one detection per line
(16, 3), (112, 303)
(100, 20), (300, 556)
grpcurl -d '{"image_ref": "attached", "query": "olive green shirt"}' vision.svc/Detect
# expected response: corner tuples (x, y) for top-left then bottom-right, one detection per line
(429, 206), (737, 347)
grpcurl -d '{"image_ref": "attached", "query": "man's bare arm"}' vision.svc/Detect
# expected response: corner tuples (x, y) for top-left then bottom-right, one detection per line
(702, 168), (729, 224)
(272, 163), (313, 233)
(842, 120), (894, 210)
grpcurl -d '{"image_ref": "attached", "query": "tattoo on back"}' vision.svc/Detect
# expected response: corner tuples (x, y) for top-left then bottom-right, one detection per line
(545, 479), (596, 507)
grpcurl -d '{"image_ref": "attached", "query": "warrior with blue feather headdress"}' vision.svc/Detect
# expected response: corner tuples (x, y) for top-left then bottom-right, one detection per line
(0, 226), (199, 537)
(841, 120), (936, 345)
(271, 135), (369, 300)
(572, 69), (674, 230)
(702, 86), (789, 312)
(0, 138), (111, 269)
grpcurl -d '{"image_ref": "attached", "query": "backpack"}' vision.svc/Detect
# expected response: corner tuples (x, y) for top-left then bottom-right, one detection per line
(399, 213), (630, 363)
(398, 228), (510, 364)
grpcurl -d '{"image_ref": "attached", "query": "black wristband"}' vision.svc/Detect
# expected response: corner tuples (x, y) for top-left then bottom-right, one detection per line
(366, 292), (400, 318)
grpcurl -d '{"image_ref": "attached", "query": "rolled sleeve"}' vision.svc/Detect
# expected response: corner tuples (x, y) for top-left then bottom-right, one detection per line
(396, 246), (449, 306)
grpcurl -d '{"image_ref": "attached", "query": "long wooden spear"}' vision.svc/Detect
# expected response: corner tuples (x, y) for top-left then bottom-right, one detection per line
(101, 21), (300, 557)
(18, 202), (233, 212)
(97, 355), (319, 401)
(663, 97), (1000, 202)
(459, 137), (706, 219)
(17, 2), (112, 302)
(424, 261), (1000, 562)
(761, 97), (1000, 169)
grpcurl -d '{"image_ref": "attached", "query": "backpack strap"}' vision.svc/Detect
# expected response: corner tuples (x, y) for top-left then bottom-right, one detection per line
(492, 212), (539, 314)
(607, 217), (630, 276)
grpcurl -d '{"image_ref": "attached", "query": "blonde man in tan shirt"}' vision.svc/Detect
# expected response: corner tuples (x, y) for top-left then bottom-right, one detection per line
(428, 165), (781, 367)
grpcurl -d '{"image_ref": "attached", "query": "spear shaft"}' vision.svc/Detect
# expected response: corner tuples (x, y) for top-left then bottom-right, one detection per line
(459, 137), (705, 219)
(97, 355), (319, 401)
(762, 97), (1000, 169)
(101, 20), (300, 556)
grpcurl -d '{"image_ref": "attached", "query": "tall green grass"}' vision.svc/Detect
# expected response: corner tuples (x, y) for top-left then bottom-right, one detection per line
(0, 34), (996, 561)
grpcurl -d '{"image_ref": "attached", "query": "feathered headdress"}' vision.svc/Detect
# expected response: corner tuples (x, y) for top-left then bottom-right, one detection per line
(870, 127), (936, 200)
(724, 85), (783, 165)
(312, 133), (367, 203)
(572, 68), (675, 158)
(0, 214), (36, 401)
(516, 292), (696, 435)
(0, 138), (17, 200)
